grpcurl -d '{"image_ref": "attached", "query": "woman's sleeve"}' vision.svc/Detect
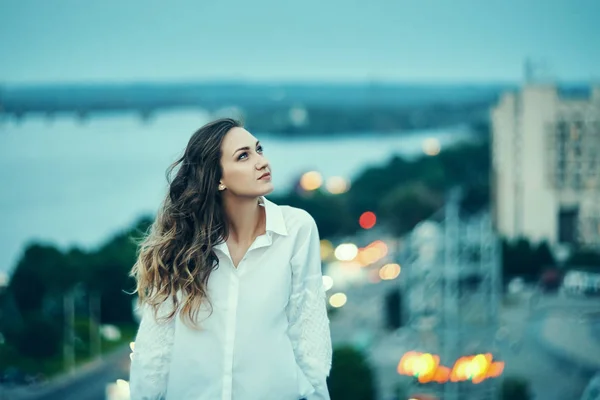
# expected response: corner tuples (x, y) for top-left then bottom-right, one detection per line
(286, 213), (333, 400)
(129, 300), (176, 400)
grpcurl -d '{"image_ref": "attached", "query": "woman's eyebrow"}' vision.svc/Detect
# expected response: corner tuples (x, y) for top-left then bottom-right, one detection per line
(232, 140), (260, 156)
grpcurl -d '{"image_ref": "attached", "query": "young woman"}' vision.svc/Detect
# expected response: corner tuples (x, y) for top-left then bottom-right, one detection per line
(129, 118), (332, 400)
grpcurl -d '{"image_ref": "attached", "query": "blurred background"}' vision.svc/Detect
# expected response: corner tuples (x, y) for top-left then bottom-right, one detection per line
(1, 1), (600, 399)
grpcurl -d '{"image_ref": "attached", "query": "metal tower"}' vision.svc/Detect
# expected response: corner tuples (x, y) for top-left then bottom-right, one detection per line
(400, 191), (502, 400)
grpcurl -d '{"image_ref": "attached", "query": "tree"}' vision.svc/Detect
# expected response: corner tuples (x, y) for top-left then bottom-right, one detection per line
(328, 346), (377, 400)
(270, 191), (355, 238)
(532, 241), (555, 270)
(87, 216), (152, 324)
(14, 311), (62, 359)
(379, 183), (443, 236)
(567, 249), (600, 271)
(501, 238), (552, 285)
(460, 181), (490, 215)
(8, 243), (78, 316)
(502, 376), (533, 400)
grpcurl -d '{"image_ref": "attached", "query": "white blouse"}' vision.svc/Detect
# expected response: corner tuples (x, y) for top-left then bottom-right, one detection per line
(129, 197), (332, 400)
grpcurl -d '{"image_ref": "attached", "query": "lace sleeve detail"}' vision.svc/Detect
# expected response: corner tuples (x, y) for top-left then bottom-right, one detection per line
(287, 276), (333, 383)
(286, 210), (332, 400)
(129, 301), (176, 400)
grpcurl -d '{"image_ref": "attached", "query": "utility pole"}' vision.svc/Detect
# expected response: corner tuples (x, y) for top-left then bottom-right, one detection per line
(63, 289), (75, 374)
(89, 290), (102, 360)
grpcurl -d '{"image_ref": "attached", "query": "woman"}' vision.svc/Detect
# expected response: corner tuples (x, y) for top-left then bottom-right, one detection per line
(128, 118), (332, 400)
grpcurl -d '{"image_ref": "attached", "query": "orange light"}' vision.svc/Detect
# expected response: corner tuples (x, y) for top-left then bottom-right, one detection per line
(398, 351), (419, 375)
(397, 352), (439, 383)
(450, 353), (504, 384)
(370, 240), (388, 257)
(487, 361), (505, 378)
(300, 171), (323, 191)
(359, 211), (377, 229)
(433, 365), (451, 383)
(450, 356), (470, 382)
(399, 351), (504, 384)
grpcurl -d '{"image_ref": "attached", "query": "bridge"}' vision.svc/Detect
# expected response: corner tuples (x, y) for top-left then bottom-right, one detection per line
(0, 82), (507, 122)
(0, 82), (299, 122)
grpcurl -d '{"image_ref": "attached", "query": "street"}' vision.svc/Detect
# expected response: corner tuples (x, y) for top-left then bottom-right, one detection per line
(329, 281), (599, 400)
(1, 347), (130, 400)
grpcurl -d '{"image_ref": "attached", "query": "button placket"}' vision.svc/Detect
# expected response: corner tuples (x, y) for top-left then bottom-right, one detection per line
(222, 267), (239, 400)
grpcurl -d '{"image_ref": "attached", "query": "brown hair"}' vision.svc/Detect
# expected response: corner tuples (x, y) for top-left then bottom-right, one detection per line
(130, 118), (242, 328)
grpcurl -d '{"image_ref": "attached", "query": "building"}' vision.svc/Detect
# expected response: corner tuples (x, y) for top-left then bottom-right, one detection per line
(491, 84), (600, 253)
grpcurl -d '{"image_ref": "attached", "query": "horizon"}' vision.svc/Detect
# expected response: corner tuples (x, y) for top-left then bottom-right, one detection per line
(1, 78), (596, 89)
(2, 0), (599, 85)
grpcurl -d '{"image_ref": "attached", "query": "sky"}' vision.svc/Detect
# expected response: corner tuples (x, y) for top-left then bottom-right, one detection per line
(0, 0), (599, 84)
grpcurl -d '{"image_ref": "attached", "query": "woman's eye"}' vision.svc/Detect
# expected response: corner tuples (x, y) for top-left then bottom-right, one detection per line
(257, 145), (263, 153)
(238, 152), (248, 160)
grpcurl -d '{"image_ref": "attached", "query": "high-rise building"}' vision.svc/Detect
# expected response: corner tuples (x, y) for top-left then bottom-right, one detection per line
(491, 84), (600, 253)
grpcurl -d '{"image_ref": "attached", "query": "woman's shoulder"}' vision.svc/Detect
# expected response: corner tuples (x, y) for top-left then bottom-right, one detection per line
(279, 205), (316, 228)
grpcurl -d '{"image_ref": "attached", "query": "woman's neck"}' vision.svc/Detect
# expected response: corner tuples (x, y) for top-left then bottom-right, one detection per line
(222, 195), (265, 245)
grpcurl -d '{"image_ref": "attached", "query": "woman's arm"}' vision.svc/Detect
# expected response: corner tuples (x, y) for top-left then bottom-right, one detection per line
(129, 300), (176, 400)
(286, 212), (333, 400)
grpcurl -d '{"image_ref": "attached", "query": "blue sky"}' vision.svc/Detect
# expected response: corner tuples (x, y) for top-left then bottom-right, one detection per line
(1, 0), (599, 84)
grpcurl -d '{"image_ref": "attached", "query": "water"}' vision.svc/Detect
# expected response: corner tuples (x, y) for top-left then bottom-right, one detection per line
(0, 111), (473, 273)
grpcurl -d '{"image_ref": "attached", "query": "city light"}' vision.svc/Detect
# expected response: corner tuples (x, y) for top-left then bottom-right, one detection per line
(397, 351), (443, 384)
(325, 176), (350, 194)
(397, 351), (504, 384)
(359, 211), (377, 229)
(322, 275), (334, 291)
(370, 240), (388, 257)
(422, 138), (441, 156)
(329, 292), (347, 308)
(450, 353), (504, 384)
(299, 171), (323, 191)
(379, 263), (401, 280)
(356, 240), (388, 266)
(334, 243), (359, 261)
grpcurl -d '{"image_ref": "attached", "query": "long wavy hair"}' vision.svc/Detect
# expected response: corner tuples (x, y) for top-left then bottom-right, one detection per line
(130, 118), (242, 329)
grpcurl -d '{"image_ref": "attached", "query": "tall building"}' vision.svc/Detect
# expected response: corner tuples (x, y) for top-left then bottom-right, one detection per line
(491, 84), (600, 252)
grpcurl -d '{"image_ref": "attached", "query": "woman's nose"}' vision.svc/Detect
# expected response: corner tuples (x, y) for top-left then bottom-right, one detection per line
(256, 155), (269, 170)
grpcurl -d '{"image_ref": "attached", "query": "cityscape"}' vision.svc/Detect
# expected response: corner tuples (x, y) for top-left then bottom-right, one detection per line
(1, 1), (600, 400)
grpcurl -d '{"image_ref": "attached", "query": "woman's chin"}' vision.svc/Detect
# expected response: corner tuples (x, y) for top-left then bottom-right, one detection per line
(258, 183), (275, 196)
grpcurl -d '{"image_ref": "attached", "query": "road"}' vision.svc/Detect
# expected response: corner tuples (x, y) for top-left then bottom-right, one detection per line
(1, 347), (131, 400)
(36, 355), (130, 400)
(328, 282), (599, 400)
(499, 299), (595, 400)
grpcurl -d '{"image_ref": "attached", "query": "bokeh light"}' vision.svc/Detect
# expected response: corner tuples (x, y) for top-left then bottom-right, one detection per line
(329, 292), (347, 308)
(379, 263), (401, 280)
(422, 138), (441, 156)
(334, 243), (358, 261)
(299, 171), (323, 191)
(325, 176), (350, 194)
(322, 275), (334, 291)
(356, 240), (389, 266)
(359, 211), (377, 229)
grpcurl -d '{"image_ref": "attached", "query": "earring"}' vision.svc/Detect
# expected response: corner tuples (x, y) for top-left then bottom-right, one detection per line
(218, 183), (226, 191)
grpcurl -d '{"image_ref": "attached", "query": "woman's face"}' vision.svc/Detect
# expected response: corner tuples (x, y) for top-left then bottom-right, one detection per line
(219, 127), (273, 197)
